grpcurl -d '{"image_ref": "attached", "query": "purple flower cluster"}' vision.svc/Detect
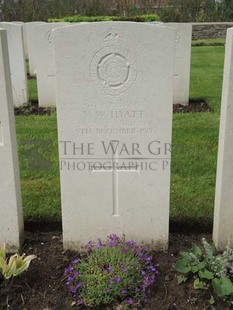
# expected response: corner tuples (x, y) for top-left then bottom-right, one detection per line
(64, 234), (159, 308)
(64, 260), (82, 297)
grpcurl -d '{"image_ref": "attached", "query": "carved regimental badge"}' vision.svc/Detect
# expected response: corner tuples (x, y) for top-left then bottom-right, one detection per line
(90, 27), (137, 97)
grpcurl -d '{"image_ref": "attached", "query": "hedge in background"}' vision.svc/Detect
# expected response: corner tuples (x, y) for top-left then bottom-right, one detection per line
(192, 38), (226, 47)
(48, 14), (160, 23)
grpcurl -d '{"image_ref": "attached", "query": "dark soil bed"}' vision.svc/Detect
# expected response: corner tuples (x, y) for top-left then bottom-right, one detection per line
(0, 230), (231, 310)
(14, 103), (53, 116)
(27, 73), (36, 80)
(173, 100), (211, 114)
(14, 100), (211, 116)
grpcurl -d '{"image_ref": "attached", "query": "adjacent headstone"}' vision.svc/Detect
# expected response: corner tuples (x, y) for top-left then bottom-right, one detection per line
(151, 23), (192, 105)
(12, 21), (28, 60)
(26, 22), (46, 76)
(0, 29), (24, 251)
(213, 28), (233, 250)
(168, 23), (192, 106)
(53, 22), (174, 250)
(34, 23), (70, 107)
(0, 22), (28, 107)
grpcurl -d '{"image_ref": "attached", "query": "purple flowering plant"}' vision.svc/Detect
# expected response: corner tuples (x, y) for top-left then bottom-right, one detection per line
(65, 234), (159, 308)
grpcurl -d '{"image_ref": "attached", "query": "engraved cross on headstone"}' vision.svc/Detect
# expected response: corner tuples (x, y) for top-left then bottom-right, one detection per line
(92, 140), (139, 217)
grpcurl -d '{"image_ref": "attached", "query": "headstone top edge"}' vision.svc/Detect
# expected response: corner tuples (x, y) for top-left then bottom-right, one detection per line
(0, 28), (6, 34)
(34, 22), (70, 31)
(52, 21), (175, 38)
(227, 27), (233, 35)
(0, 22), (22, 28)
(25, 21), (46, 24)
(168, 22), (193, 27)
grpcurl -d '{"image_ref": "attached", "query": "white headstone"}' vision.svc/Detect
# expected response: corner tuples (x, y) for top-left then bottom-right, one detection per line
(53, 22), (174, 250)
(213, 27), (233, 250)
(12, 21), (28, 60)
(26, 22), (46, 77)
(34, 23), (70, 107)
(168, 23), (192, 106)
(0, 29), (24, 252)
(0, 22), (28, 107)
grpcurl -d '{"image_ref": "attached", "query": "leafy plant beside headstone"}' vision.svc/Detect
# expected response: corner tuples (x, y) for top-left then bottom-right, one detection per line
(64, 234), (158, 309)
(174, 238), (233, 304)
(0, 243), (36, 281)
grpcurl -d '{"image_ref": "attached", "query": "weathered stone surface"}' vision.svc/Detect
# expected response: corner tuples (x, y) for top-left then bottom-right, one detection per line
(53, 22), (174, 251)
(12, 21), (28, 59)
(26, 21), (46, 76)
(0, 22), (28, 107)
(34, 23), (69, 107)
(168, 23), (192, 105)
(213, 27), (233, 251)
(0, 29), (24, 252)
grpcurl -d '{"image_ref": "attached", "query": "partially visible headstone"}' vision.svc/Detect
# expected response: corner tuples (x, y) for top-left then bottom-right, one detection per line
(213, 28), (233, 250)
(168, 23), (192, 106)
(0, 28), (24, 252)
(12, 21), (28, 60)
(53, 22), (174, 251)
(150, 22), (192, 105)
(26, 21), (46, 76)
(34, 23), (70, 107)
(0, 22), (28, 107)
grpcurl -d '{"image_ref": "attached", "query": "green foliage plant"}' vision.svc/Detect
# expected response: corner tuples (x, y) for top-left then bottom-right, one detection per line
(0, 243), (36, 281)
(65, 234), (158, 308)
(48, 14), (160, 23)
(175, 238), (233, 304)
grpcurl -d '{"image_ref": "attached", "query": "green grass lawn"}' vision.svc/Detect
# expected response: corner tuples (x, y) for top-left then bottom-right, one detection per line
(190, 46), (224, 112)
(16, 114), (60, 221)
(28, 79), (38, 102)
(17, 45), (225, 225)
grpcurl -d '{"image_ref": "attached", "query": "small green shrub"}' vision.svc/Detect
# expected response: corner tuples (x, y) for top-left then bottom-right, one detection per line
(0, 243), (36, 280)
(175, 238), (233, 304)
(192, 39), (226, 47)
(48, 14), (160, 23)
(141, 14), (161, 22)
(65, 234), (158, 308)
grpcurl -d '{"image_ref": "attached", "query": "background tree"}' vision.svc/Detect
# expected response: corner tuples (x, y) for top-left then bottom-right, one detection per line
(160, 0), (202, 22)
(1, 0), (232, 22)
(217, 0), (233, 21)
(160, 0), (224, 22)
